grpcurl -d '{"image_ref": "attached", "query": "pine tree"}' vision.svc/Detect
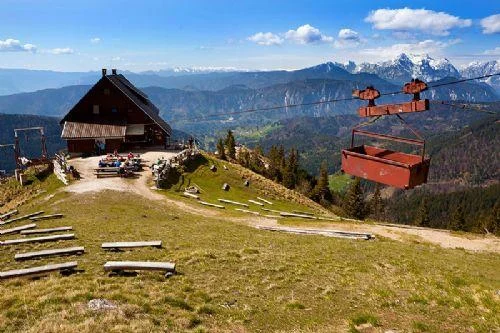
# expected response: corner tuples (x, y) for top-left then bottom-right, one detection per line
(283, 149), (298, 189)
(216, 138), (226, 160)
(344, 178), (366, 219)
(267, 145), (280, 181)
(370, 183), (384, 219)
(225, 130), (236, 159)
(482, 199), (500, 235)
(312, 161), (333, 205)
(449, 203), (467, 231)
(415, 197), (431, 227)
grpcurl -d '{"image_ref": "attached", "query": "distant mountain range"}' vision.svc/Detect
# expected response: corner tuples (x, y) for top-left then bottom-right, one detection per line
(0, 77), (496, 139)
(0, 53), (498, 95)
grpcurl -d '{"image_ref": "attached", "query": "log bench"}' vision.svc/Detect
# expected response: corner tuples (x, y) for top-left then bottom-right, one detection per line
(0, 233), (75, 246)
(0, 223), (37, 235)
(21, 226), (72, 235)
(0, 211), (43, 226)
(0, 209), (18, 221)
(15, 246), (84, 261)
(104, 261), (176, 277)
(248, 199), (264, 206)
(0, 261), (78, 280)
(29, 214), (64, 221)
(101, 241), (162, 250)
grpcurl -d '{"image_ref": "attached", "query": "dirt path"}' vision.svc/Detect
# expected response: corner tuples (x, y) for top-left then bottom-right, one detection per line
(63, 153), (500, 253)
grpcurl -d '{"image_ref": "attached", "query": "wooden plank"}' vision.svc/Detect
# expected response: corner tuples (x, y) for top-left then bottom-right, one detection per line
(0, 210), (18, 221)
(183, 192), (199, 199)
(102, 241), (162, 249)
(261, 208), (284, 214)
(199, 201), (225, 209)
(104, 261), (176, 273)
(15, 246), (84, 261)
(256, 226), (372, 240)
(248, 199), (264, 206)
(292, 210), (314, 216)
(1, 233), (75, 246)
(256, 197), (273, 205)
(218, 199), (249, 207)
(29, 214), (64, 221)
(0, 261), (78, 280)
(280, 212), (317, 219)
(0, 211), (43, 225)
(0, 223), (36, 235)
(234, 208), (260, 215)
(21, 226), (72, 235)
(262, 214), (283, 218)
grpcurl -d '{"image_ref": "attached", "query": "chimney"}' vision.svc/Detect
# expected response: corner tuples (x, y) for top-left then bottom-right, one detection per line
(102, 68), (107, 76)
(111, 68), (117, 75)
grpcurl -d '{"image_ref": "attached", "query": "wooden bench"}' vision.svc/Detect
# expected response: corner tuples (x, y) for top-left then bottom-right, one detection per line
(256, 197), (273, 205)
(29, 214), (64, 221)
(0, 233), (75, 246)
(0, 209), (18, 221)
(199, 201), (225, 209)
(21, 226), (72, 235)
(15, 247), (84, 261)
(104, 261), (176, 277)
(218, 199), (249, 207)
(101, 241), (162, 250)
(0, 261), (78, 280)
(248, 199), (264, 206)
(0, 223), (36, 235)
(0, 211), (44, 226)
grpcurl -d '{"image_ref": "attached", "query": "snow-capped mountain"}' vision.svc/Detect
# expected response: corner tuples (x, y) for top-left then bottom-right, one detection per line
(460, 60), (500, 93)
(345, 53), (461, 84)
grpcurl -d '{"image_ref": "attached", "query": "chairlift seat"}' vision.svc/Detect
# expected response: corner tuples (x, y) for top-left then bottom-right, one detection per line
(341, 145), (430, 189)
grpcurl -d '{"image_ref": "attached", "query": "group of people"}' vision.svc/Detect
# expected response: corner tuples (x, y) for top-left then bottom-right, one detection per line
(98, 152), (142, 172)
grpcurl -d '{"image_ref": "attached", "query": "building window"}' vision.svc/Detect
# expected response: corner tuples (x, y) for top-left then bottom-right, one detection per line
(93, 105), (99, 114)
(104, 88), (110, 95)
(112, 107), (118, 113)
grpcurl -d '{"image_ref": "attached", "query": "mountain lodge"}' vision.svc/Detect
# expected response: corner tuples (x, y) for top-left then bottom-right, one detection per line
(60, 69), (171, 154)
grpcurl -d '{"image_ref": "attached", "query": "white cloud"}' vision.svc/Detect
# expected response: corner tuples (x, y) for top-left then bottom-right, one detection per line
(361, 39), (459, 59)
(365, 8), (472, 36)
(248, 32), (283, 46)
(111, 56), (123, 61)
(90, 37), (101, 44)
(480, 14), (500, 34)
(0, 38), (36, 52)
(334, 28), (361, 48)
(48, 47), (74, 54)
(484, 47), (500, 55)
(284, 24), (333, 44)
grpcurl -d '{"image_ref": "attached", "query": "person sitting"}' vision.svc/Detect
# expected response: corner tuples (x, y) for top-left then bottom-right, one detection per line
(127, 152), (134, 160)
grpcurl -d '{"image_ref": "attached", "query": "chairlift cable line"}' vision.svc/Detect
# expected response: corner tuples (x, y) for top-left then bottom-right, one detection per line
(169, 73), (500, 123)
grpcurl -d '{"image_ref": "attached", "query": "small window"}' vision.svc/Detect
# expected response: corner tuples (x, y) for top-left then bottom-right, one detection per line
(93, 105), (99, 114)
(111, 107), (118, 113)
(104, 88), (110, 95)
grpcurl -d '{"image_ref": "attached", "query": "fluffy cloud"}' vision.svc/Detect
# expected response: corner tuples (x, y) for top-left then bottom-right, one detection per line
(365, 8), (471, 36)
(48, 47), (74, 54)
(248, 32), (283, 46)
(484, 46), (500, 55)
(0, 38), (36, 52)
(480, 14), (500, 34)
(361, 39), (459, 59)
(284, 24), (333, 44)
(334, 28), (361, 48)
(90, 37), (101, 44)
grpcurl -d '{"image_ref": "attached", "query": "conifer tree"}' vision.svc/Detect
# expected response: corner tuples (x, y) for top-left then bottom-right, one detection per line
(449, 203), (467, 231)
(370, 183), (384, 219)
(344, 178), (366, 219)
(415, 197), (431, 227)
(216, 138), (226, 160)
(225, 130), (236, 159)
(313, 161), (333, 204)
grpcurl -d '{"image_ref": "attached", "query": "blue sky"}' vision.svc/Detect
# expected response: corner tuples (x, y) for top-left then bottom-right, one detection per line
(0, 0), (498, 71)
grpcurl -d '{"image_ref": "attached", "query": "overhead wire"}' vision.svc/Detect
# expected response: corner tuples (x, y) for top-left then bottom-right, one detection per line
(169, 72), (500, 123)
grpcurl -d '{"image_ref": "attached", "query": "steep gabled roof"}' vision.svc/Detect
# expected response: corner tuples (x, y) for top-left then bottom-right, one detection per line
(61, 73), (171, 136)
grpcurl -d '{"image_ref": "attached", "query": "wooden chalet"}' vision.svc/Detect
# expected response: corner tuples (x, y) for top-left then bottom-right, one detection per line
(60, 69), (171, 154)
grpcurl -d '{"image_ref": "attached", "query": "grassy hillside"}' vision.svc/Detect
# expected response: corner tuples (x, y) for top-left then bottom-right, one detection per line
(0, 165), (499, 332)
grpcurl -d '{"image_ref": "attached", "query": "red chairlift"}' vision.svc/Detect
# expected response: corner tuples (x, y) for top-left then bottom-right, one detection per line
(341, 80), (431, 189)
